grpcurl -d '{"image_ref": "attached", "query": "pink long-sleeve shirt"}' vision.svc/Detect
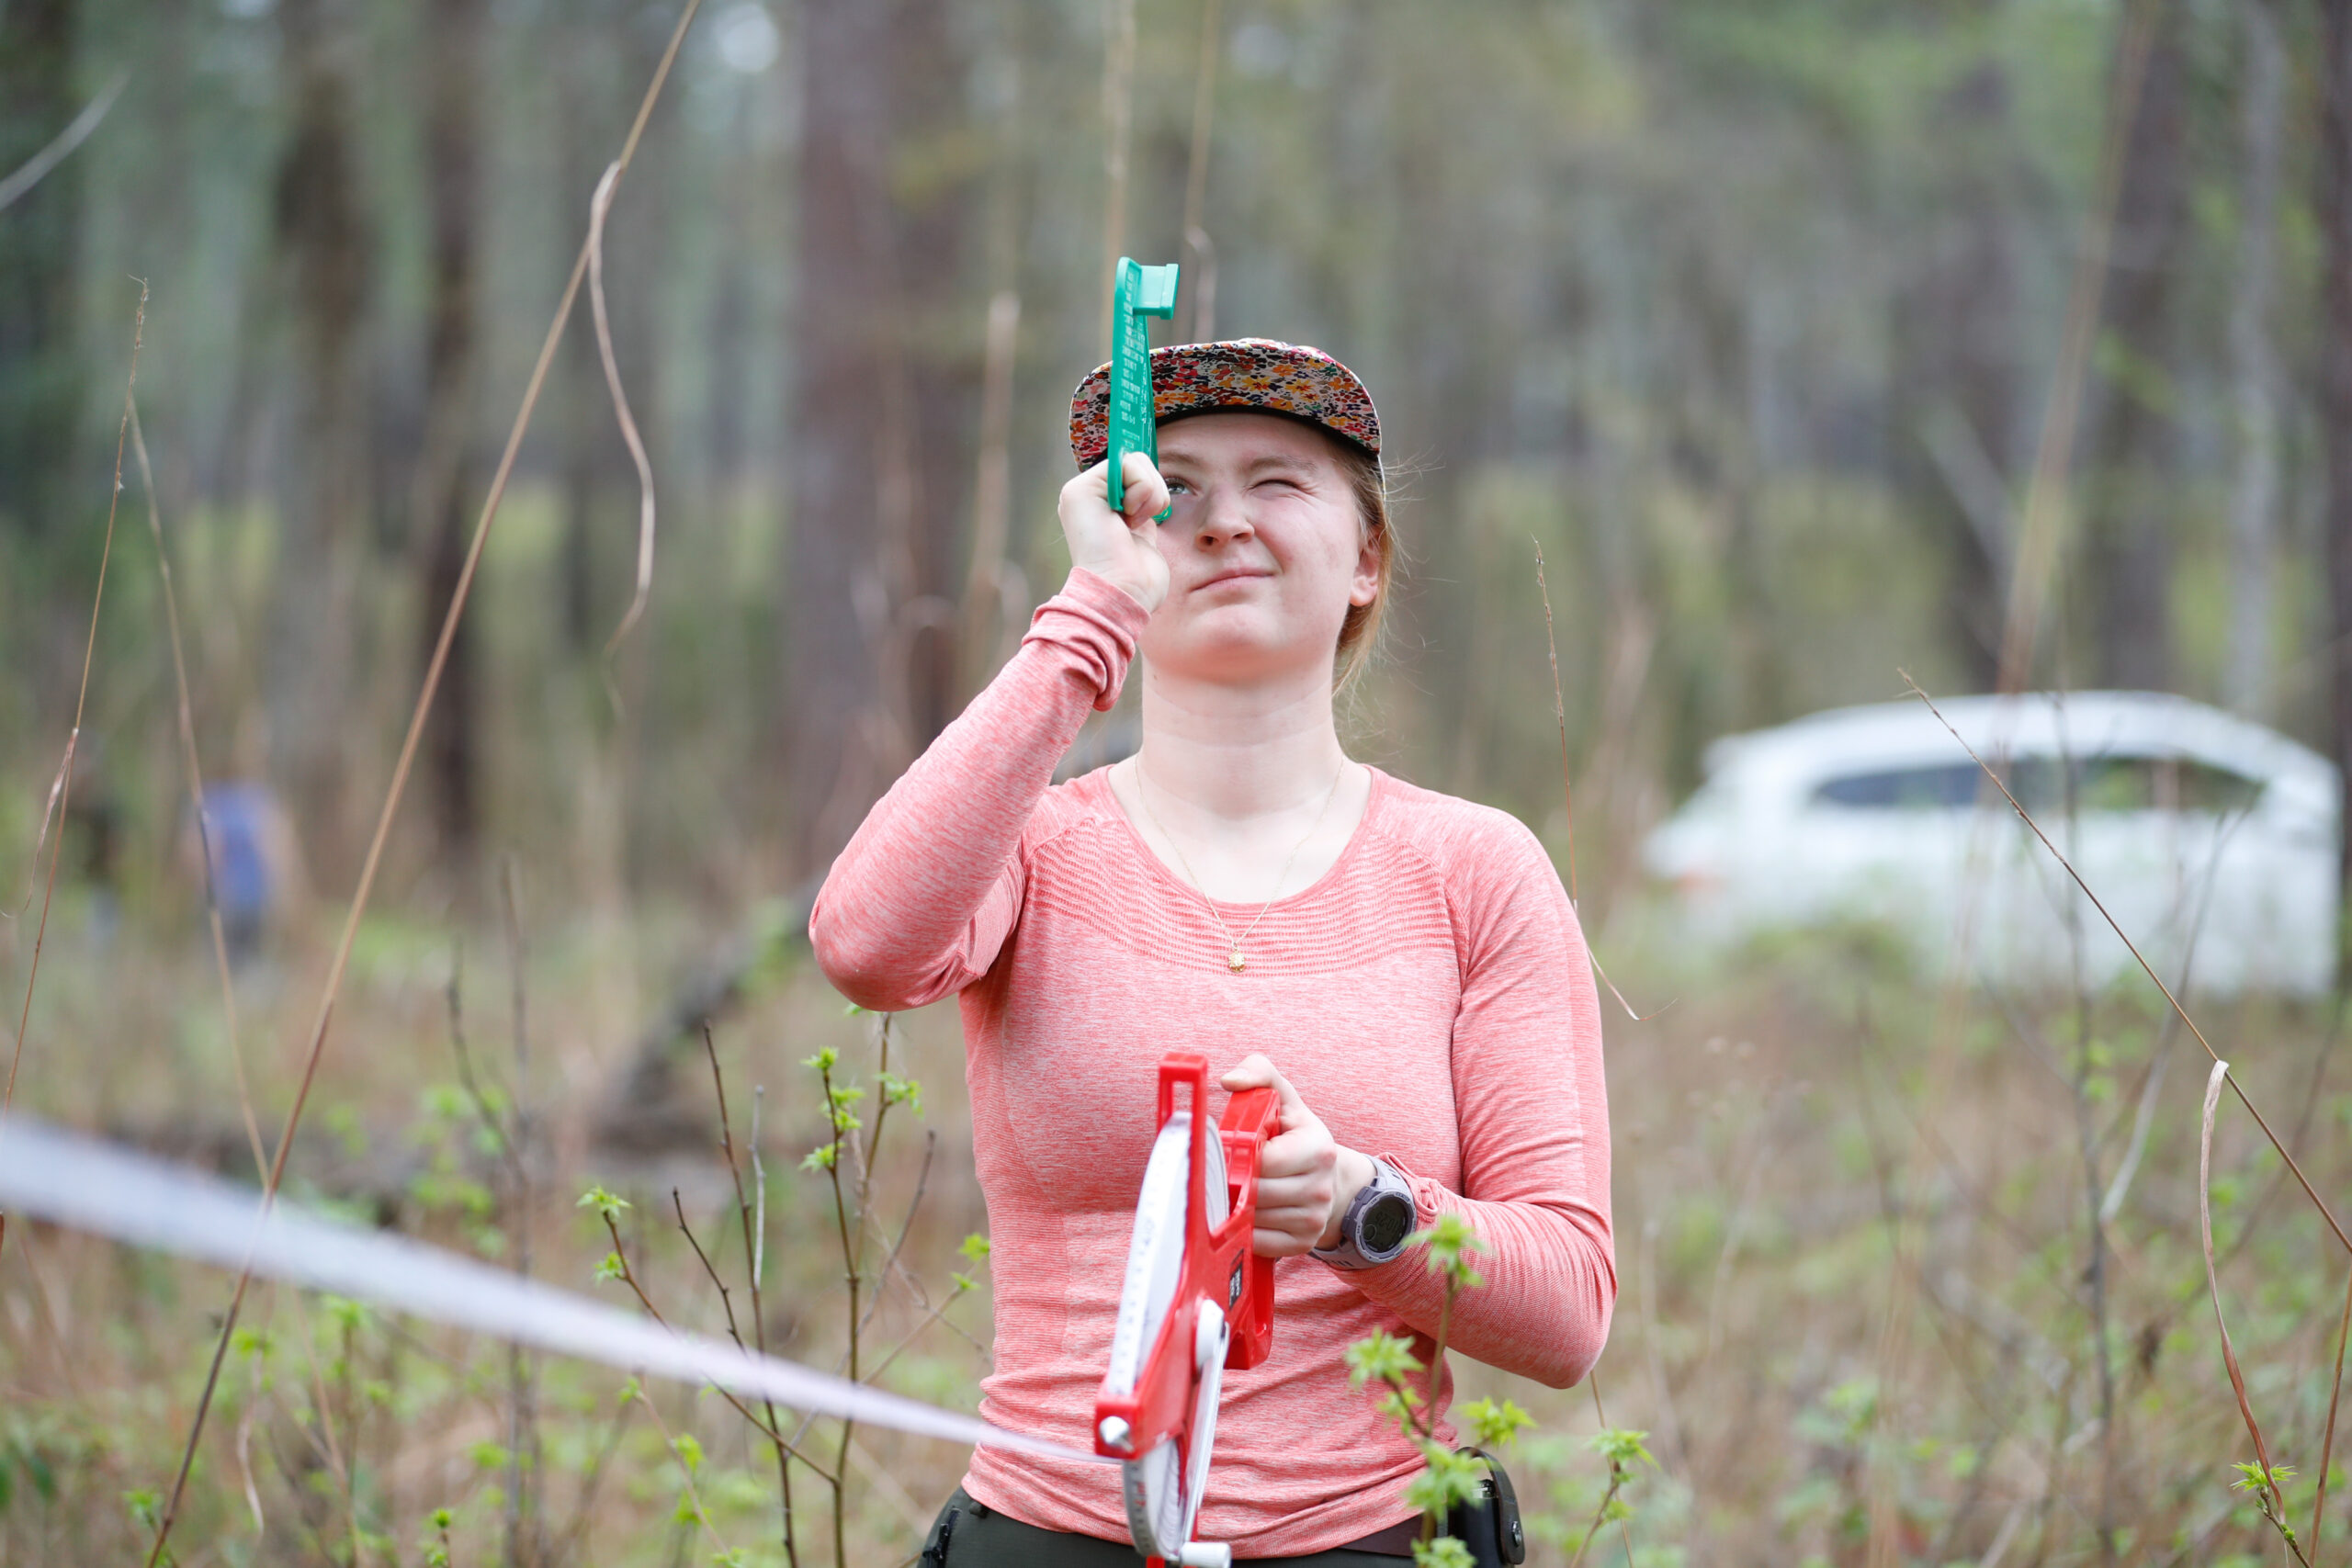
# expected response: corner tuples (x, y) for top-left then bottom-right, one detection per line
(810, 569), (1613, 1555)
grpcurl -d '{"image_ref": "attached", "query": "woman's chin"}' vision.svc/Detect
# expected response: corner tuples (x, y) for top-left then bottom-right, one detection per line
(1143, 628), (1340, 688)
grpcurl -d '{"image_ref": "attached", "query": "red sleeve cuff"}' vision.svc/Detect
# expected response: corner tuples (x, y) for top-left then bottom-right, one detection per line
(1021, 568), (1150, 712)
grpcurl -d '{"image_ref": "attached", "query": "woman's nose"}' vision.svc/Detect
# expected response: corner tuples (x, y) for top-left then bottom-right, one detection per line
(1193, 487), (1253, 545)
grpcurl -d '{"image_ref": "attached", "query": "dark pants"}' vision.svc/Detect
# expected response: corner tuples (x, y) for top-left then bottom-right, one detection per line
(918, 1489), (1411, 1565)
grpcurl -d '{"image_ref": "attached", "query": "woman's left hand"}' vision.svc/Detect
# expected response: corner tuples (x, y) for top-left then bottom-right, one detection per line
(1222, 1055), (1377, 1258)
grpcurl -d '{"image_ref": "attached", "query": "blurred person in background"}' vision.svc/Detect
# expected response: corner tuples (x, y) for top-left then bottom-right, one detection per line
(180, 779), (304, 970)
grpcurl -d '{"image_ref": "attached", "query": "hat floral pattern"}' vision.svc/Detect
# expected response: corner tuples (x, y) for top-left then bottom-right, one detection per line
(1069, 337), (1382, 468)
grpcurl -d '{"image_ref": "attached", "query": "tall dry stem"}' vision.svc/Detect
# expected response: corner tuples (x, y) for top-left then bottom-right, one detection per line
(705, 1026), (801, 1567)
(1903, 672), (2351, 1258)
(1532, 540), (1659, 1023)
(2197, 1059), (2308, 1565)
(128, 397), (266, 1178)
(2312, 1263), (2352, 1558)
(589, 159), (657, 671)
(3, 280), (145, 1255)
(1866, 15), (2160, 1555)
(141, 7), (706, 1559)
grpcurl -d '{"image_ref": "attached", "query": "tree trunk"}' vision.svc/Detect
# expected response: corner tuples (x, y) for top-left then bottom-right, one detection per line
(415, 0), (484, 872)
(784, 0), (975, 875)
(0, 0), (85, 550)
(1896, 62), (2018, 693)
(2321, 0), (2352, 981)
(557, 20), (604, 653)
(265, 0), (372, 867)
(2225, 0), (2284, 717)
(2082, 6), (2188, 694)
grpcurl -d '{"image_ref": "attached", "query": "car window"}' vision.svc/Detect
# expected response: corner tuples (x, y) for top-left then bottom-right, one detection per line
(2054, 757), (2265, 813)
(1813, 763), (1983, 810)
(1812, 755), (2264, 814)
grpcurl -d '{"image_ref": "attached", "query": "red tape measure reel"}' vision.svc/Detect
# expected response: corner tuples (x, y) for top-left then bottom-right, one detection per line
(1092, 1054), (1277, 1566)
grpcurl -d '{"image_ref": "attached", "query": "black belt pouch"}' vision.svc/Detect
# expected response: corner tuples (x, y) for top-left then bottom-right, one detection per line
(1443, 1447), (1527, 1567)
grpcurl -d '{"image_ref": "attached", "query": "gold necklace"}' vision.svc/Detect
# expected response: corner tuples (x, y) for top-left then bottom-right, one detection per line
(1128, 759), (1348, 974)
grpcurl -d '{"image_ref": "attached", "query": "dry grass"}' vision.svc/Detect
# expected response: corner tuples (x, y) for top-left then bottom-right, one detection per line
(0, 922), (989, 1566)
(3, 878), (2346, 1566)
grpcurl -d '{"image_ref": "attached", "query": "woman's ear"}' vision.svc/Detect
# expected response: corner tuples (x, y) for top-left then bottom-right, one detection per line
(1350, 525), (1382, 607)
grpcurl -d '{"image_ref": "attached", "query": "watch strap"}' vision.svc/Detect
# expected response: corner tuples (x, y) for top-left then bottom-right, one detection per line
(1311, 1157), (1415, 1270)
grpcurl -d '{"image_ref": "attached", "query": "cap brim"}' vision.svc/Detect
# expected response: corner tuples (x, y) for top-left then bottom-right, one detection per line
(1069, 338), (1381, 468)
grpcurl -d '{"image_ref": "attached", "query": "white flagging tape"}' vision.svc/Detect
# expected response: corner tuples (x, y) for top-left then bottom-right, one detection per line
(0, 1114), (1106, 1466)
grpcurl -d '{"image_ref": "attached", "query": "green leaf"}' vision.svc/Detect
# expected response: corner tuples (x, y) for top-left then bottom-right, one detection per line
(1344, 1329), (1423, 1390)
(1403, 1443), (1488, 1517)
(958, 1233), (991, 1266)
(803, 1046), (840, 1073)
(673, 1433), (705, 1472)
(594, 1251), (628, 1283)
(800, 1144), (839, 1172)
(1591, 1427), (1657, 1469)
(1460, 1395), (1535, 1449)
(577, 1183), (630, 1222)
(1411, 1535), (1476, 1568)
(1408, 1213), (1489, 1289)
(422, 1502), (456, 1566)
(880, 1071), (923, 1112)
(419, 1083), (469, 1122)
(123, 1487), (163, 1532)
(2232, 1460), (2296, 1494)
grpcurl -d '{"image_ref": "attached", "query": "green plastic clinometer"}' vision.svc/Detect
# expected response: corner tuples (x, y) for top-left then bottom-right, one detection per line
(1106, 256), (1182, 522)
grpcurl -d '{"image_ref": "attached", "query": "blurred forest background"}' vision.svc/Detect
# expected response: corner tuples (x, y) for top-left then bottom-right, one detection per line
(9, 0), (2352, 1564)
(16, 0), (2351, 907)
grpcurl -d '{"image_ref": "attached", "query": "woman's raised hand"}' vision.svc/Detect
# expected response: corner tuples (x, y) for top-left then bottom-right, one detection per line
(1221, 1054), (1377, 1258)
(1059, 451), (1172, 613)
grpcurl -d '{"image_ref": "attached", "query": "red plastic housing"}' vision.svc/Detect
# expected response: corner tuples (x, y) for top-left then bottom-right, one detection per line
(1091, 1053), (1277, 1468)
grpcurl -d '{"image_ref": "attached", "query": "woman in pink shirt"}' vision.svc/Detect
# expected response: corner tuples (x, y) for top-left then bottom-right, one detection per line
(810, 341), (1613, 1563)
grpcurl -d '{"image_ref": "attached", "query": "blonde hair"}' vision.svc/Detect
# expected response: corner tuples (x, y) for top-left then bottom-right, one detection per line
(1332, 442), (1395, 694)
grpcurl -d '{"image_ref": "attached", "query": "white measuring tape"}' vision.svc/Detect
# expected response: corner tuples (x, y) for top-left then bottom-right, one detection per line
(0, 1113), (1105, 1467)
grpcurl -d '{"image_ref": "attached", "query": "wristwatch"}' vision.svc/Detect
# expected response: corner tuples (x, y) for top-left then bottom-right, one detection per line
(1311, 1158), (1417, 1270)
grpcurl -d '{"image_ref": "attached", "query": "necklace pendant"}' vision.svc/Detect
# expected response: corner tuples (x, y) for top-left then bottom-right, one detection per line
(1228, 947), (1246, 974)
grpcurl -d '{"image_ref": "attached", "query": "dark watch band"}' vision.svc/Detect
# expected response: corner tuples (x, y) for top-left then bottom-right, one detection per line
(1311, 1158), (1416, 1270)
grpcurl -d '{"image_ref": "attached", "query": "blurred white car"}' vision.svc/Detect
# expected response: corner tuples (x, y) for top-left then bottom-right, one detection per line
(1642, 692), (2340, 996)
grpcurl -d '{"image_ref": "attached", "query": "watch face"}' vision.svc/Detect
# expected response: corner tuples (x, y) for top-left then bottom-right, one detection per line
(1361, 1192), (1414, 1257)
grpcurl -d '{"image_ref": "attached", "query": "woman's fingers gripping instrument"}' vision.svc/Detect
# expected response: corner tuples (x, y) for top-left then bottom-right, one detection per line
(1058, 453), (1172, 613)
(1221, 1054), (1355, 1258)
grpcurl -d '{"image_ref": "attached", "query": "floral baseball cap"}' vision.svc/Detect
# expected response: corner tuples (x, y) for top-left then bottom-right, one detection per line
(1069, 338), (1382, 468)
